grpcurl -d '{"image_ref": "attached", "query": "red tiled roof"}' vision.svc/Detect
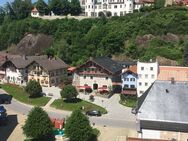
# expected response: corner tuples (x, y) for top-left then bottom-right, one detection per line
(32, 7), (38, 12)
(157, 66), (188, 81)
(129, 65), (137, 74)
(68, 67), (76, 72)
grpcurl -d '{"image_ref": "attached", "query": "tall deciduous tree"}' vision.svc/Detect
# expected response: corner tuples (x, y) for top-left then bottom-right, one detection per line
(65, 109), (93, 141)
(23, 107), (54, 141)
(25, 80), (42, 98)
(70, 0), (81, 15)
(6, 0), (32, 19)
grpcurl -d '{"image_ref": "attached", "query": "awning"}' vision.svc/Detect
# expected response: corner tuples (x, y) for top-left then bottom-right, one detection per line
(77, 86), (91, 89)
(121, 90), (137, 95)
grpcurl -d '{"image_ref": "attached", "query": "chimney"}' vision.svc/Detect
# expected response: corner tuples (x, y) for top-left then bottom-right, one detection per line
(171, 77), (175, 84)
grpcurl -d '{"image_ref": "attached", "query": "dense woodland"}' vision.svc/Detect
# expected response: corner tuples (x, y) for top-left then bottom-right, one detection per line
(0, 1), (188, 66)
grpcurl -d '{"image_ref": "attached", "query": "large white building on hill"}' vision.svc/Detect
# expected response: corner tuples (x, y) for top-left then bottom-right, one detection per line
(85, 0), (134, 17)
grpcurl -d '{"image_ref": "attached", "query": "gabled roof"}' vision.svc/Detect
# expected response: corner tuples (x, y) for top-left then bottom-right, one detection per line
(138, 80), (188, 131)
(3, 55), (68, 70)
(32, 58), (68, 71)
(32, 7), (38, 12)
(157, 66), (188, 81)
(92, 57), (123, 74)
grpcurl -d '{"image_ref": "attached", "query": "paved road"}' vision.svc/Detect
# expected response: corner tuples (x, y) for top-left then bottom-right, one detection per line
(4, 99), (137, 129)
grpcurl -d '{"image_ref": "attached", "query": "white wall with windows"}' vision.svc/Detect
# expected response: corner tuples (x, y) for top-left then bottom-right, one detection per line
(85, 0), (134, 17)
(137, 61), (158, 97)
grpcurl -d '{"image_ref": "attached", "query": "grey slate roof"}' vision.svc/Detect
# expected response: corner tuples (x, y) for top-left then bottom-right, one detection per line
(138, 80), (188, 130)
(92, 57), (123, 74)
(34, 58), (68, 71)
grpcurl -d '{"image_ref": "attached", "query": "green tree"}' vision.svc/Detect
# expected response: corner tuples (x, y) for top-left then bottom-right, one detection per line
(36, 0), (50, 15)
(70, 0), (81, 15)
(0, 6), (5, 25)
(49, 0), (63, 15)
(25, 80), (42, 98)
(62, 0), (70, 15)
(65, 109), (93, 141)
(60, 85), (78, 100)
(184, 43), (188, 66)
(10, 0), (32, 19)
(23, 107), (54, 141)
(154, 0), (165, 9)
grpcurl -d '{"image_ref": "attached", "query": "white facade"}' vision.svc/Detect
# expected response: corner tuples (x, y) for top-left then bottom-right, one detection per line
(31, 8), (39, 18)
(73, 72), (113, 90)
(137, 61), (158, 97)
(5, 67), (27, 85)
(85, 0), (134, 17)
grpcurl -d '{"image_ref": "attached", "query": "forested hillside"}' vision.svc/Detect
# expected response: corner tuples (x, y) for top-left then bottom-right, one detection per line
(0, 6), (188, 65)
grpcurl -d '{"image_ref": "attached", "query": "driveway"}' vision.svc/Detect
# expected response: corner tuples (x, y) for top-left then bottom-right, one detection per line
(79, 93), (135, 121)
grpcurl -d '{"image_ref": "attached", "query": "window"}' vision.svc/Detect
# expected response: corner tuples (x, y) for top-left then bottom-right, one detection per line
(108, 4), (111, 9)
(145, 83), (148, 86)
(88, 5), (90, 8)
(114, 5), (117, 8)
(84, 76), (86, 79)
(129, 3), (131, 7)
(124, 4), (126, 7)
(151, 74), (155, 79)
(150, 67), (153, 71)
(141, 67), (144, 70)
(130, 78), (135, 81)
(114, 12), (117, 16)
(130, 85), (135, 88)
(139, 82), (142, 86)
(138, 74), (142, 78)
(92, 5), (93, 8)
(120, 5), (122, 8)
(145, 74), (148, 78)
(125, 78), (129, 81)
(120, 11), (123, 16)
(124, 84), (129, 88)
(140, 91), (144, 94)
(99, 5), (101, 9)
(90, 76), (93, 79)
(95, 5), (97, 9)
(106, 77), (108, 80)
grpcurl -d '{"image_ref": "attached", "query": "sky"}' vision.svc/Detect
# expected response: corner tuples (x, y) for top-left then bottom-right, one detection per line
(0, 0), (48, 6)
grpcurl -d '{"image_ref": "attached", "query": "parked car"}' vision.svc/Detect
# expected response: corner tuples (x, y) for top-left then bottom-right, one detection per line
(86, 110), (101, 117)
(0, 94), (12, 104)
(0, 106), (7, 125)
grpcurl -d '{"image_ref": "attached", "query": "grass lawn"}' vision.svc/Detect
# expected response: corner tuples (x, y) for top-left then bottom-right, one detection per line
(1, 84), (51, 106)
(119, 95), (137, 108)
(51, 98), (107, 114)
